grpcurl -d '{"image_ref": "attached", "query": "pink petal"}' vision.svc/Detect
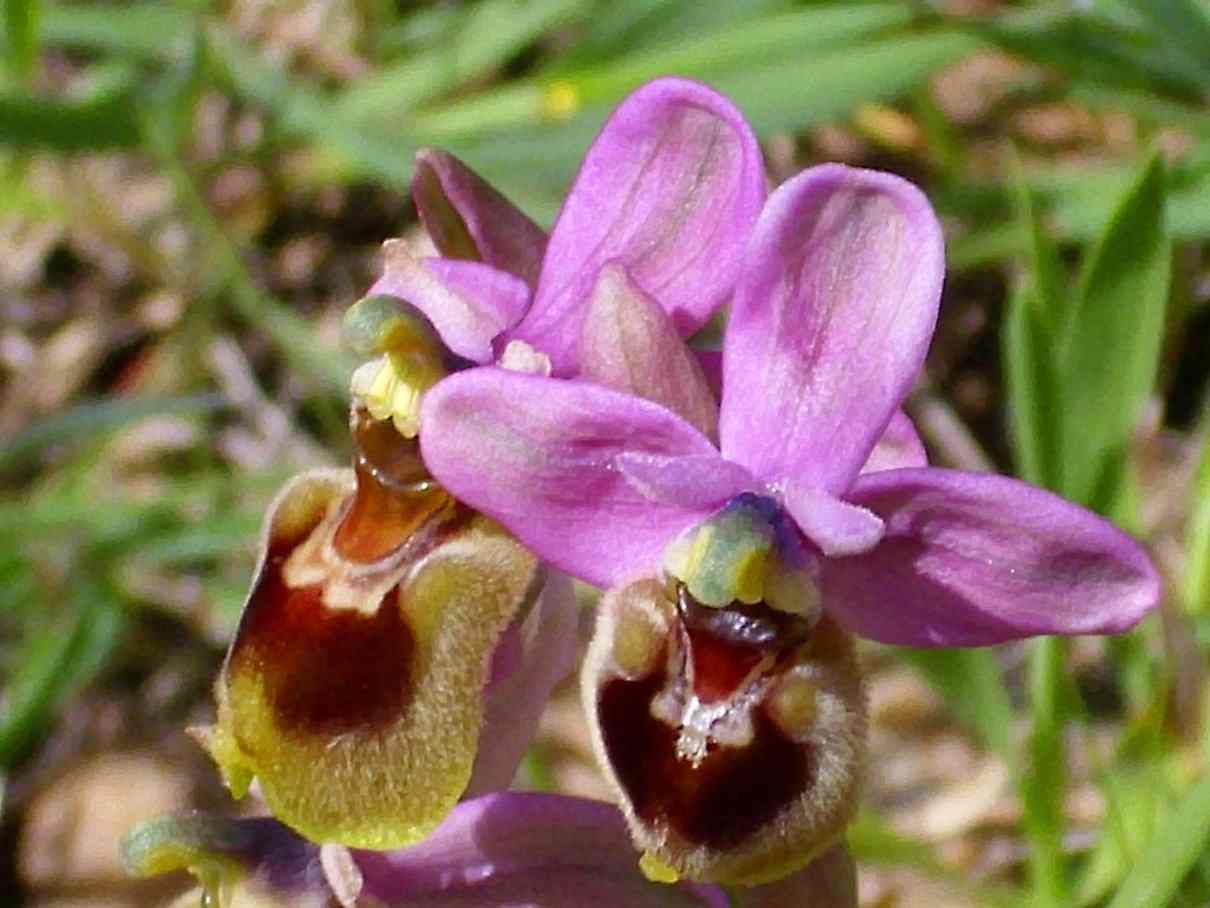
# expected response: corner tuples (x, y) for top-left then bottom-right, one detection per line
(420, 369), (720, 589)
(617, 452), (753, 510)
(466, 571), (579, 796)
(580, 263), (720, 439)
(356, 793), (727, 907)
(370, 243), (531, 363)
(820, 468), (1162, 646)
(412, 147), (547, 286)
(861, 410), (928, 473)
(511, 77), (766, 375)
(719, 164), (945, 493)
(782, 480), (885, 557)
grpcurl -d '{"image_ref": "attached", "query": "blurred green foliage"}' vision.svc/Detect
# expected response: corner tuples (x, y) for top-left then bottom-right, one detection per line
(2, 0), (1210, 905)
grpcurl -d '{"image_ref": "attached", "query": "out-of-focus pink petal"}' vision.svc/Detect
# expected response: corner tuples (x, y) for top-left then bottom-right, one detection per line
(782, 481), (885, 558)
(580, 263), (720, 439)
(412, 148), (547, 286)
(820, 468), (1162, 646)
(511, 77), (766, 375)
(369, 242), (530, 364)
(420, 369), (719, 589)
(356, 793), (727, 908)
(466, 571), (579, 796)
(617, 452), (753, 510)
(861, 410), (928, 474)
(719, 165), (944, 493)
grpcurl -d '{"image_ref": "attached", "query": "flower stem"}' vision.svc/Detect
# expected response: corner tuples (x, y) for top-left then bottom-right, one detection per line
(1022, 635), (1070, 908)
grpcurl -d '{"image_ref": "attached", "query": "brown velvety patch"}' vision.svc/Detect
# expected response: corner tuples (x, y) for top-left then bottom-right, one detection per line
(599, 671), (811, 850)
(232, 545), (415, 737)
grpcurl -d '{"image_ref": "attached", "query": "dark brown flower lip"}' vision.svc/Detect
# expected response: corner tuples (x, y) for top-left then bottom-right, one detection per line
(225, 463), (476, 741)
(594, 585), (820, 851)
(598, 669), (812, 852)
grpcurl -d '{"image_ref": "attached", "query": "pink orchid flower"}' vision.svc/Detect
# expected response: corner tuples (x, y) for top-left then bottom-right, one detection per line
(418, 162), (1161, 883)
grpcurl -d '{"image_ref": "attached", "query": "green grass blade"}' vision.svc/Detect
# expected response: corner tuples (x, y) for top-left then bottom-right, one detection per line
(1106, 771), (1210, 908)
(0, 393), (226, 472)
(1058, 152), (1170, 509)
(4, 0), (40, 83)
(1004, 286), (1062, 489)
(1185, 417), (1210, 614)
(414, 26), (978, 142)
(39, 2), (192, 61)
(0, 86), (140, 150)
(0, 583), (124, 768)
(1021, 636), (1072, 907)
(1119, 0), (1210, 95)
(204, 23), (415, 187)
(1003, 165), (1065, 488)
(550, 4), (916, 110)
(341, 0), (590, 120)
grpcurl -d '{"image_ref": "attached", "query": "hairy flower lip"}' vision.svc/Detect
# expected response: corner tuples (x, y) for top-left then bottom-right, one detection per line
(584, 581), (865, 886)
(202, 452), (557, 849)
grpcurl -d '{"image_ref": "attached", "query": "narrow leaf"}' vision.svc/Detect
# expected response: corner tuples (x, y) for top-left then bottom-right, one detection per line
(1107, 771), (1210, 908)
(39, 2), (190, 61)
(1004, 286), (1062, 489)
(0, 88), (140, 150)
(4, 0), (40, 83)
(1021, 636), (1071, 907)
(1185, 415), (1210, 613)
(0, 584), (124, 768)
(1059, 152), (1170, 507)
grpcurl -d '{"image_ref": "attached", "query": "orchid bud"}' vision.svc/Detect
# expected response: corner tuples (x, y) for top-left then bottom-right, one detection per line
(582, 577), (865, 887)
(199, 408), (543, 849)
(121, 813), (339, 908)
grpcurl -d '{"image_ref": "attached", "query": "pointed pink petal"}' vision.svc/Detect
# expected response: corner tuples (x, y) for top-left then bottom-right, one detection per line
(356, 793), (727, 907)
(511, 77), (766, 375)
(421, 369), (720, 588)
(861, 410), (927, 473)
(369, 244), (530, 363)
(580, 263), (720, 439)
(719, 164), (944, 493)
(820, 468), (1162, 646)
(413, 148), (547, 286)
(466, 571), (579, 796)
(782, 481), (885, 557)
